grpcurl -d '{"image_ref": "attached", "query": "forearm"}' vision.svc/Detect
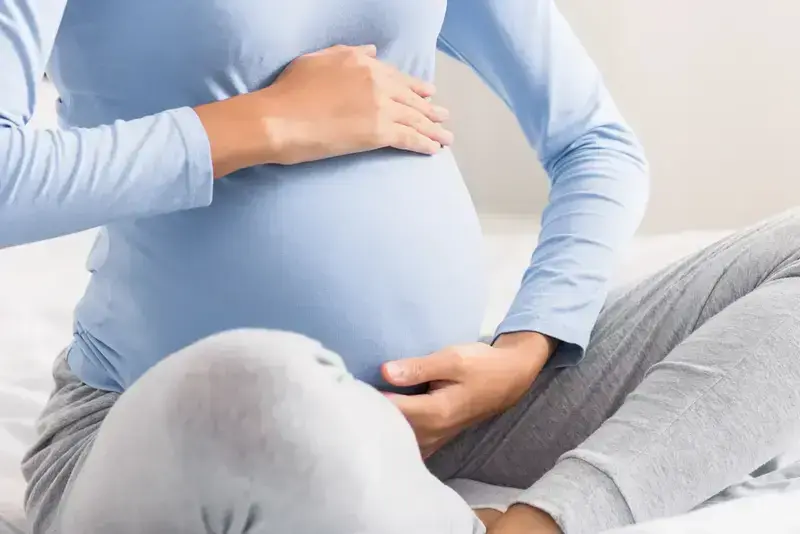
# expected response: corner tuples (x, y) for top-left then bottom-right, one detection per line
(437, 0), (649, 358)
(496, 120), (649, 357)
(0, 0), (272, 247)
(0, 107), (213, 247)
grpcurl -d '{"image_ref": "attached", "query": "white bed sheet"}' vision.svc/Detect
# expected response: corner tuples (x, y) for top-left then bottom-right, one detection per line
(2, 225), (799, 533)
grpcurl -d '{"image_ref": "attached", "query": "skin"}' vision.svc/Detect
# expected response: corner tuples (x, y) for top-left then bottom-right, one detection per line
(383, 331), (563, 533)
(195, 42), (562, 533)
(488, 504), (562, 534)
(194, 44), (452, 178)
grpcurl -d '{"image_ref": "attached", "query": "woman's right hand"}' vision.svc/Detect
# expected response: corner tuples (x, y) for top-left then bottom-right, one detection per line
(195, 44), (453, 177)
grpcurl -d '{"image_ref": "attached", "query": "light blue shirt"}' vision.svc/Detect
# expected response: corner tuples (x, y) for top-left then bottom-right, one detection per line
(0, 0), (648, 392)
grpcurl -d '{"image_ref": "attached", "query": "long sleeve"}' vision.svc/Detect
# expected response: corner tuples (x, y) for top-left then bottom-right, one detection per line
(438, 0), (649, 364)
(0, 0), (214, 248)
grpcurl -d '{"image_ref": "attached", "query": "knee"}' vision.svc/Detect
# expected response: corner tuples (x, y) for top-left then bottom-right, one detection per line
(163, 329), (346, 394)
(119, 329), (352, 459)
(705, 210), (800, 284)
(59, 330), (410, 534)
(157, 328), (349, 419)
(750, 209), (800, 265)
(172, 328), (347, 378)
(163, 329), (347, 380)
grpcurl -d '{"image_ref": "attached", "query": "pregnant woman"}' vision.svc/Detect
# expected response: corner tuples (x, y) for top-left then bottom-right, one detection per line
(3, 1), (800, 533)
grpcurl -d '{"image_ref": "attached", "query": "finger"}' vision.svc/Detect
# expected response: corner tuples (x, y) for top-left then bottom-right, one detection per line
(320, 44), (378, 58)
(375, 62), (436, 97)
(422, 432), (457, 459)
(422, 448), (436, 460)
(390, 102), (454, 147)
(388, 393), (460, 455)
(354, 44), (378, 57)
(391, 87), (449, 123)
(382, 350), (462, 386)
(385, 124), (442, 156)
(397, 71), (436, 98)
(385, 392), (431, 418)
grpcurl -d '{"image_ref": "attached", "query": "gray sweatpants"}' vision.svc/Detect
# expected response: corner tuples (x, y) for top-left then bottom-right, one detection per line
(22, 209), (800, 534)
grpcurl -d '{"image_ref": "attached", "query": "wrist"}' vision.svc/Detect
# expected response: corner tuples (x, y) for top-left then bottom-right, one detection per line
(493, 331), (558, 383)
(194, 92), (277, 178)
(494, 331), (558, 357)
(253, 86), (289, 166)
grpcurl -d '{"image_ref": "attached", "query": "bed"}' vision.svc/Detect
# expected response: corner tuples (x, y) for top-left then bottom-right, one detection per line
(1, 223), (799, 533)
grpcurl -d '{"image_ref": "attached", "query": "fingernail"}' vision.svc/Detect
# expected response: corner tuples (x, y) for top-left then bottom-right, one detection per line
(384, 362), (405, 381)
(440, 128), (454, 146)
(433, 106), (449, 120)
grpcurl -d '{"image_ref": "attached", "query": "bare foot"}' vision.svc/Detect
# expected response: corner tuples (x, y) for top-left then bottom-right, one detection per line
(486, 504), (562, 534)
(474, 508), (504, 529)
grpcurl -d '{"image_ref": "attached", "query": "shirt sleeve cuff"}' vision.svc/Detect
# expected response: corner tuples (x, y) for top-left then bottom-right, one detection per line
(168, 106), (215, 211)
(493, 313), (588, 368)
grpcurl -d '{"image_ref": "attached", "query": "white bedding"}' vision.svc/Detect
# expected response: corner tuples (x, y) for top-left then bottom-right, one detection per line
(2, 224), (799, 533)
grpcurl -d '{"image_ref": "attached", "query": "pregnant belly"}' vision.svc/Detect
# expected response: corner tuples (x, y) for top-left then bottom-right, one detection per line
(78, 149), (488, 390)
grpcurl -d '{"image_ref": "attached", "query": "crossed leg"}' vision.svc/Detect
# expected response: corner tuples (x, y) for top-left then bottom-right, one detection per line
(430, 209), (800, 533)
(35, 332), (482, 534)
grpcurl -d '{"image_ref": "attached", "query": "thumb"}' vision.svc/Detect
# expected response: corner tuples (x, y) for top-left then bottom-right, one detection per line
(354, 44), (378, 57)
(382, 350), (462, 387)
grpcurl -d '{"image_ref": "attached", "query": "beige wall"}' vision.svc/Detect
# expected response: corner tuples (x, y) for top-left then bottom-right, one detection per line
(438, 1), (800, 232)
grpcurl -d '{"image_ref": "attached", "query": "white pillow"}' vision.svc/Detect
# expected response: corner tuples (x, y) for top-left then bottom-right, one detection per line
(0, 231), (95, 505)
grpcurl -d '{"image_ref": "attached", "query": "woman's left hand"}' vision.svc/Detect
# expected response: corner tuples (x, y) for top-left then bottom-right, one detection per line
(382, 332), (557, 458)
